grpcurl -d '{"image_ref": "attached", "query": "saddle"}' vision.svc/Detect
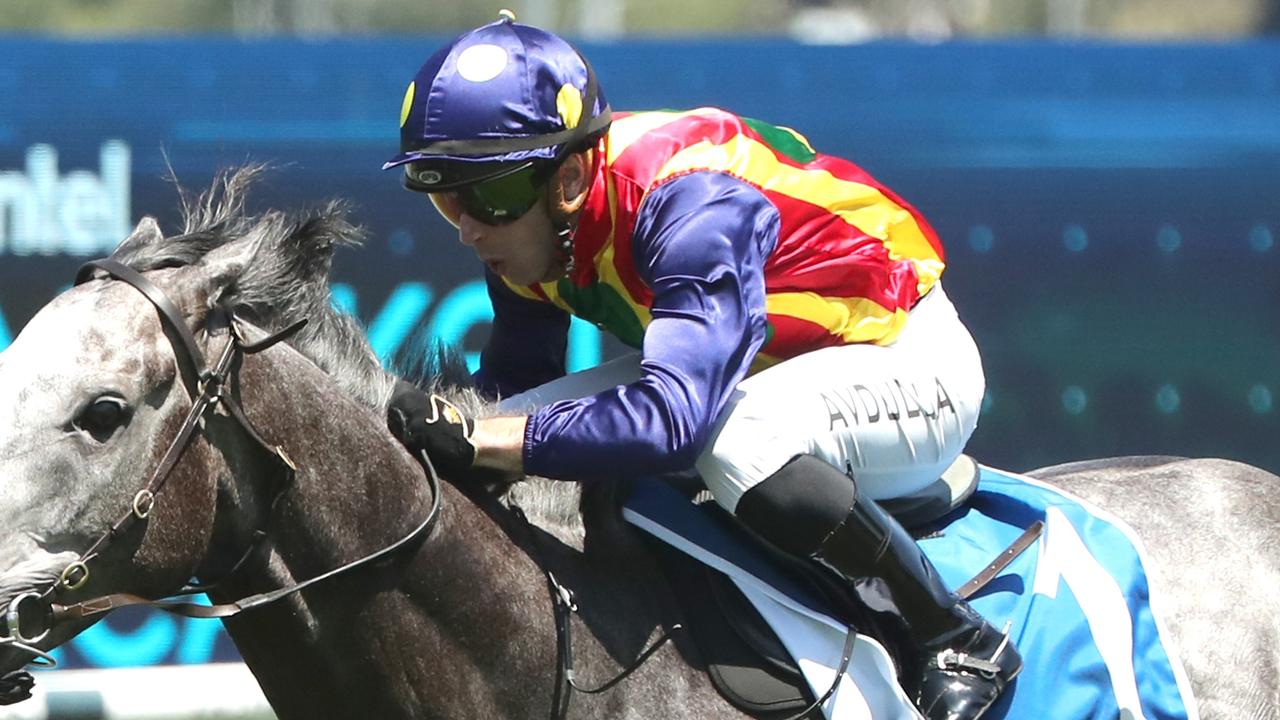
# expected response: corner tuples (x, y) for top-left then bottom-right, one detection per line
(646, 536), (819, 717)
(633, 456), (982, 718)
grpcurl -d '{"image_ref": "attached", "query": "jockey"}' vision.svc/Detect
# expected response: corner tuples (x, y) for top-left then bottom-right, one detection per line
(382, 13), (1021, 720)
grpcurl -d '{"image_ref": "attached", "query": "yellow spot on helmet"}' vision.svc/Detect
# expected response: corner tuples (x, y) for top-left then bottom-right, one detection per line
(400, 81), (416, 129)
(556, 83), (582, 130)
(497, 9), (517, 22)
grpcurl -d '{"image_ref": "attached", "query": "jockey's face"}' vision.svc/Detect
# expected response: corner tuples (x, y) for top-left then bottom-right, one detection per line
(450, 151), (591, 286)
(454, 193), (564, 286)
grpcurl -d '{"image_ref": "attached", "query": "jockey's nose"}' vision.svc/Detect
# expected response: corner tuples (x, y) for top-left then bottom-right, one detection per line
(457, 213), (484, 247)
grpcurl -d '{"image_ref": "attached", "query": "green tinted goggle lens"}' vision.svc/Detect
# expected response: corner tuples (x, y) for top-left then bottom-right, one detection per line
(414, 162), (545, 226)
(456, 165), (544, 225)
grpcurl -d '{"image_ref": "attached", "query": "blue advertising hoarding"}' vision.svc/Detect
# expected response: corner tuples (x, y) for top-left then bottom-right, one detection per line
(1, 37), (1278, 669)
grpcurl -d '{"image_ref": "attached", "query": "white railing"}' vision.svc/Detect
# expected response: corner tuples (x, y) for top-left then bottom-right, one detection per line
(0, 664), (274, 720)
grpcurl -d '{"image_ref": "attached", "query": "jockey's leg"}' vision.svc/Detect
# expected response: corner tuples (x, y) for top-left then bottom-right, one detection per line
(695, 284), (988, 508)
(694, 285), (1019, 720)
(734, 454), (1022, 720)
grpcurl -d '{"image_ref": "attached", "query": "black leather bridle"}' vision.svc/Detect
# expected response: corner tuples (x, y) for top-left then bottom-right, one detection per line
(0, 258), (443, 658)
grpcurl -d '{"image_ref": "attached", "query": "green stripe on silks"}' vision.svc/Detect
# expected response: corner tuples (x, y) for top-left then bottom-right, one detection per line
(740, 116), (817, 164)
(556, 278), (646, 349)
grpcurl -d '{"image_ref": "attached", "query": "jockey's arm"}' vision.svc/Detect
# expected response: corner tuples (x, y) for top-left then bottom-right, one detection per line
(471, 415), (529, 473)
(470, 173), (778, 480)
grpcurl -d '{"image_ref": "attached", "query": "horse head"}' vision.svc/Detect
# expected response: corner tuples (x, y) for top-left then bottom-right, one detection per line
(0, 167), (394, 678)
(0, 214), (275, 668)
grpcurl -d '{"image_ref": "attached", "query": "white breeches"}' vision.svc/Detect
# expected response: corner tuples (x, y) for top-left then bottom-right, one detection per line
(498, 283), (985, 514)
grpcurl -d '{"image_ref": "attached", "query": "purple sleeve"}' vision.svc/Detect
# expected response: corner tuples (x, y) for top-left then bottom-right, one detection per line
(523, 172), (779, 481)
(473, 269), (570, 399)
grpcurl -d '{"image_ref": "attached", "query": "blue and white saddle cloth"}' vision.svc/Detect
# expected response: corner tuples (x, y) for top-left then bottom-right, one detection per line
(622, 465), (1198, 720)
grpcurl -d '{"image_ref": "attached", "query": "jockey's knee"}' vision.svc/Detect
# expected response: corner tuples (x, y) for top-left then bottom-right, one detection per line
(731, 454), (856, 557)
(694, 400), (810, 516)
(694, 436), (797, 517)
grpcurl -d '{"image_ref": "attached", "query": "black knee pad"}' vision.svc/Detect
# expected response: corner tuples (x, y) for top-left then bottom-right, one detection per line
(734, 454), (858, 557)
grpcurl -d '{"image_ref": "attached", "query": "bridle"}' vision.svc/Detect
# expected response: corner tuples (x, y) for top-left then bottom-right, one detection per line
(0, 258), (443, 662)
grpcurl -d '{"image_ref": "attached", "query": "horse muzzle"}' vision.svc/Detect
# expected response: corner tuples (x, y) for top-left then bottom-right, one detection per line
(0, 562), (69, 672)
(0, 591), (57, 671)
(2, 592), (50, 645)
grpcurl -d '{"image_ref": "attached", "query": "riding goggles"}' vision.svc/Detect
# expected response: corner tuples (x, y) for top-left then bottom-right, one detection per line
(419, 162), (548, 228)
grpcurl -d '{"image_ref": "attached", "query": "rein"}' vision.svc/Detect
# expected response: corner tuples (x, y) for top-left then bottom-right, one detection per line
(1, 259), (443, 660)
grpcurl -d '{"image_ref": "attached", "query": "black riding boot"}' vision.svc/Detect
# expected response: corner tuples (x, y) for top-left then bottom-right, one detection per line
(735, 455), (1021, 720)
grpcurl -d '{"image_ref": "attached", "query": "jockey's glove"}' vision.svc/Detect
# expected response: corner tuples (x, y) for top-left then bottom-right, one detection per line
(387, 380), (477, 478)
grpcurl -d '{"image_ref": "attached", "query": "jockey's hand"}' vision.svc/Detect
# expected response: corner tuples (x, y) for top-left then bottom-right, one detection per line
(387, 380), (477, 478)
(0, 670), (34, 705)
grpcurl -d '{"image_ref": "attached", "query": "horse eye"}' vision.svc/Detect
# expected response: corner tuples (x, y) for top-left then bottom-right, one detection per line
(76, 398), (131, 442)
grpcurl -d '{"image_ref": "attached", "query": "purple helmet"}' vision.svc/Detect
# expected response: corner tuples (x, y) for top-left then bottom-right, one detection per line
(383, 15), (611, 193)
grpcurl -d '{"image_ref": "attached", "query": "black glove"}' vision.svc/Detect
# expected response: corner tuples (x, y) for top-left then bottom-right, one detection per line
(0, 670), (33, 705)
(387, 381), (477, 478)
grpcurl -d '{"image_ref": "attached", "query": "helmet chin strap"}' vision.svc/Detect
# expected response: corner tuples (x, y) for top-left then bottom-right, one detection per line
(548, 157), (592, 277)
(556, 221), (576, 276)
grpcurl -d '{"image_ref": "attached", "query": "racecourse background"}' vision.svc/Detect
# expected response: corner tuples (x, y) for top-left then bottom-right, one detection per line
(0, 38), (1278, 678)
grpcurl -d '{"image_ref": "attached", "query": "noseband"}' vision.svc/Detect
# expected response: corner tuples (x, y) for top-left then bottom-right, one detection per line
(0, 258), (442, 662)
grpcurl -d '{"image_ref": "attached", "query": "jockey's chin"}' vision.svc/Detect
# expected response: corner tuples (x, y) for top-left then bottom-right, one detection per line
(487, 254), (565, 287)
(456, 200), (566, 287)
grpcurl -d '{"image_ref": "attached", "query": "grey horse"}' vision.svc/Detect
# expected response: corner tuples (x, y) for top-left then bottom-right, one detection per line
(0, 170), (1274, 719)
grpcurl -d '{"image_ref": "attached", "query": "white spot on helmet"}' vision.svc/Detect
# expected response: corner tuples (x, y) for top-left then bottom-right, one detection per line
(456, 44), (508, 83)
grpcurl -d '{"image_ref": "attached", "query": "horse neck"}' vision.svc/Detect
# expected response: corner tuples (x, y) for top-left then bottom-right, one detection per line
(205, 345), (560, 719)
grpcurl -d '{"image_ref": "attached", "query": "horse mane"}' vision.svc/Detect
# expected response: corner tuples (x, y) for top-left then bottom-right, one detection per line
(110, 165), (395, 411)
(109, 165), (588, 541)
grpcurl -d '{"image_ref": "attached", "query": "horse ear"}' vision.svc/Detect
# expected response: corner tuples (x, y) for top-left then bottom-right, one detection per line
(197, 235), (264, 307)
(112, 216), (164, 255)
